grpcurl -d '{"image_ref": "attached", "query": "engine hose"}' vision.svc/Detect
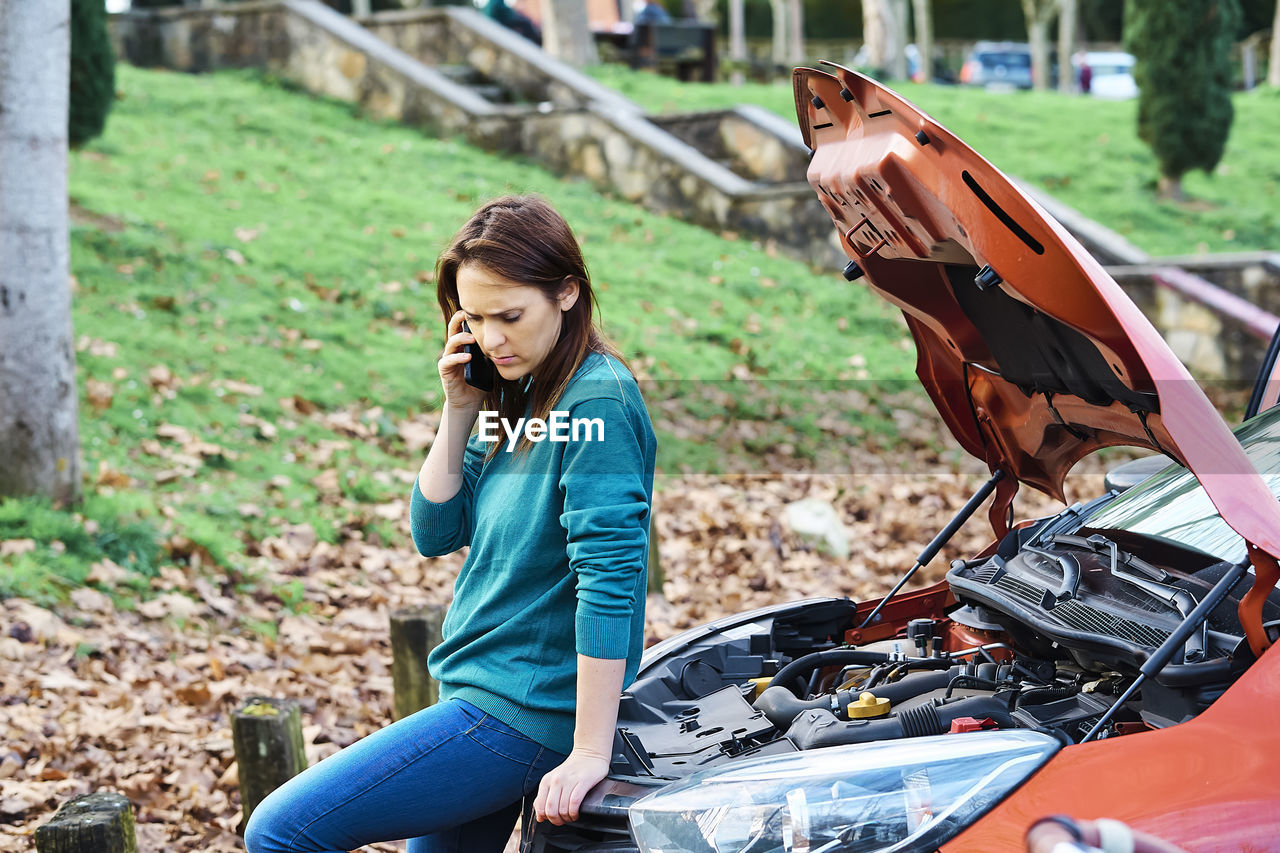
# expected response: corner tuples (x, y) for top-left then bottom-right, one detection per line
(771, 650), (897, 697)
(787, 696), (1018, 750)
(943, 675), (1004, 698)
(869, 666), (966, 703)
(755, 665), (970, 729)
(755, 685), (858, 729)
(772, 649), (953, 698)
(1155, 656), (1236, 687)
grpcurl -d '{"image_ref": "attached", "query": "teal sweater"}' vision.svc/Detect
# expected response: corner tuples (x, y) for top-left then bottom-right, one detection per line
(409, 352), (656, 755)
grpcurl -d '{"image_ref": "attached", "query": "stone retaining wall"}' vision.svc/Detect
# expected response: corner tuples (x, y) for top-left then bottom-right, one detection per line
(108, 0), (846, 272)
(651, 107), (810, 184)
(1107, 256), (1280, 385)
(110, 0), (516, 146)
(362, 7), (637, 113)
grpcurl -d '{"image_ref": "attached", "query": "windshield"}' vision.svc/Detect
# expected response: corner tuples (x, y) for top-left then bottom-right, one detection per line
(981, 52), (1031, 69)
(1083, 405), (1280, 565)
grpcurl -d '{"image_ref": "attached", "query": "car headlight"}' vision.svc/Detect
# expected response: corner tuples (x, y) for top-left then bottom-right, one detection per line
(628, 729), (1061, 853)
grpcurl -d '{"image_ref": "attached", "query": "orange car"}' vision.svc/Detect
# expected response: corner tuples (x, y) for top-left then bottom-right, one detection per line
(523, 66), (1280, 853)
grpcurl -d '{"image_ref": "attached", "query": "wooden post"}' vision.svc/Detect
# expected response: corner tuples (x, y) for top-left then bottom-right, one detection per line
(35, 791), (137, 853)
(232, 697), (307, 829)
(647, 510), (664, 595)
(390, 605), (446, 720)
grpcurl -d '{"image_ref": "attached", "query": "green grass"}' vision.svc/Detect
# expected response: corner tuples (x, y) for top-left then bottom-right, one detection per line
(586, 65), (1280, 257)
(0, 495), (162, 607)
(3, 65), (919, 605)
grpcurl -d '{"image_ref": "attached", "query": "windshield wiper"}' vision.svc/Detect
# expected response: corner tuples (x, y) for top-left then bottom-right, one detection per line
(1051, 533), (1205, 662)
(1081, 558), (1249, 743)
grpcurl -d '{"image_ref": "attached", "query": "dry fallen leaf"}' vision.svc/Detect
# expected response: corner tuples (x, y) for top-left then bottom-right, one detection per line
(0, 539), (36, 558)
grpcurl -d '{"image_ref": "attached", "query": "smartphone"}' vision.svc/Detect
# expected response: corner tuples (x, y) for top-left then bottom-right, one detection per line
(461, 320), (496, 392)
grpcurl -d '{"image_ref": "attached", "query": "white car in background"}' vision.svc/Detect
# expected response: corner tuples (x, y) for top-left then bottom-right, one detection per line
(1078, 50), (1139, 99)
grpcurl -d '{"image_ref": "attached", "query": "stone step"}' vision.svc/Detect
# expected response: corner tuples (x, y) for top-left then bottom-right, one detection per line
(436, 63), (482, 85)
(469, 83), (507, 103)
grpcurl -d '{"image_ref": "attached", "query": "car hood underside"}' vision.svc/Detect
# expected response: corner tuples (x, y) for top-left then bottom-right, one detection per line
(793, 63), (1280, 655)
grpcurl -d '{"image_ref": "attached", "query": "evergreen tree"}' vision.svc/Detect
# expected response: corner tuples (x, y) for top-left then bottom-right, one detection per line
(69, 0), (116, 148)
(1125, 0), (1241, 200)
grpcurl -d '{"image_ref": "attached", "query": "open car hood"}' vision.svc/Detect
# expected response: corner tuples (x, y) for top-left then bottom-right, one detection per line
(795, 65), (1279, 655)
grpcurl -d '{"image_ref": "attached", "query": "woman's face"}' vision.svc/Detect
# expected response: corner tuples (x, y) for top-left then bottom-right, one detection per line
(455, 262), (578, 382)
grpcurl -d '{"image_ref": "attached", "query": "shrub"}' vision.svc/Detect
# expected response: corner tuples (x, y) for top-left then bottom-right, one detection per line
(69, 0), (116, 148)
(1125, 0), (1241, 199)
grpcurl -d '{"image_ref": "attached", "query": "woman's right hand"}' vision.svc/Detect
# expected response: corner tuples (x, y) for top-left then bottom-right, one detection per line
(438, 311), (487, 412)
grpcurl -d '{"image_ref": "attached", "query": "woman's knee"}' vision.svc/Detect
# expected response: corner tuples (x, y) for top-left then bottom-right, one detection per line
(242, 798), (296, 853)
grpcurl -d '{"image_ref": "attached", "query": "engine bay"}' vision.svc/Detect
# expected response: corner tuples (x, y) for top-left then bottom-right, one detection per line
(605, 524), (1278, 784)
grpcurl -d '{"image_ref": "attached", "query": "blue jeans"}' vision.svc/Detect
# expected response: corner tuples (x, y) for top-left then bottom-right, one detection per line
(243, 698), (568, 853)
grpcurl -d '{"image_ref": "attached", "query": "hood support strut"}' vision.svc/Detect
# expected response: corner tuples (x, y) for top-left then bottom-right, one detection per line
(858, 469), (1006, 629)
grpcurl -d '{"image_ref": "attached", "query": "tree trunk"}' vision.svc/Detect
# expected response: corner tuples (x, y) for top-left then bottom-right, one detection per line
(1057, 0), (1077, 92)
(911, 0), (933, 83)
(544, 0), (598, 67)
(786, 0), (804, 65)
(861, 0), (890, 76)
(691, 0), (718, 23)
(1157, 174), (1185, 202)
(0, 0), (81, 505)
(889, 0), (909, 80)
(769, 0), (787, 71)
(1021, 0), (1055, 91)
(728, 0), (745, 85)
(1242, 37), (1257, 90)
(1270, 0), (1280, 87)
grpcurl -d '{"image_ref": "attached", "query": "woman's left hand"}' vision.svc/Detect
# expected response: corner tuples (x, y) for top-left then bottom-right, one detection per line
(533, 750), (610, 825)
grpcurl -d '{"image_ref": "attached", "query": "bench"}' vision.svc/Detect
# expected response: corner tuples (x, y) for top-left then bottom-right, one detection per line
(629, 21), (717, 82)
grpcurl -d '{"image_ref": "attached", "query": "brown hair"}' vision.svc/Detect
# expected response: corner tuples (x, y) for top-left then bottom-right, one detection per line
(436, 195), (627, 458)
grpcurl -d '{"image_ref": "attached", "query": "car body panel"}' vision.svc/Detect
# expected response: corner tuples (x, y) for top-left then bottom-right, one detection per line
(793, 63), (1280, 654)
(942, 643), (1280, 851)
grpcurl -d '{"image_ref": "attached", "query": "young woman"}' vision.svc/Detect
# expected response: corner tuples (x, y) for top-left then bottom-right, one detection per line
(244, 195), (657, 852)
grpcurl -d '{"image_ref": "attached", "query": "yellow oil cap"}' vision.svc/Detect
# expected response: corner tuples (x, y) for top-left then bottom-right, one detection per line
(846, 692), (891, 719)
(749, 677), (772, 699)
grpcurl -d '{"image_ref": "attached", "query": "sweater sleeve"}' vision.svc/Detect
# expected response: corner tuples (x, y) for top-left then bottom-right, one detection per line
(410, 435), (485, 557)
(558, 396), (650, 659)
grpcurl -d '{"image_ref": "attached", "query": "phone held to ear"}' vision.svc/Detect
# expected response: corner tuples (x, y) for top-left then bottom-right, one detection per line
(462, 320), (496, 392)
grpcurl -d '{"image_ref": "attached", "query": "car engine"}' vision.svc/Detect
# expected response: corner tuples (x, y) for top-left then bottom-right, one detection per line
(610, 529), (1270, 781)
(526, 515), (1279, 851)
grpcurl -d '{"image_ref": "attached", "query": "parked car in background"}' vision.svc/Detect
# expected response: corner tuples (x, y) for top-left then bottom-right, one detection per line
(851, 43), (954, 85)
(1076, 50), (1139, 99)
(522, 63), (1280, 853)
(959, 41), (1034, 89)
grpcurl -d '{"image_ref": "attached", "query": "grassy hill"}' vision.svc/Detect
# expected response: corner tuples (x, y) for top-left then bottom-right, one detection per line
(588, 65), (1280, 258)
(3, 65), (927, 606)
